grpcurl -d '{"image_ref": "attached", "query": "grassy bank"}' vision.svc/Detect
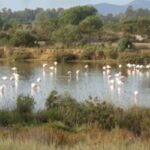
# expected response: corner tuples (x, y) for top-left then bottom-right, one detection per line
(0, 43), (150, 63)
(0, 91), (150, 149)
(0, 91), (150, 136)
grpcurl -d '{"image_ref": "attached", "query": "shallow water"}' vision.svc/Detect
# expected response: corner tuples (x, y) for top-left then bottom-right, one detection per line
(0, 61), (150, 110)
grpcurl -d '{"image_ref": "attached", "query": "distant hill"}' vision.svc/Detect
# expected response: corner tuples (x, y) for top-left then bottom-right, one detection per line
(94, 0), (150, 15)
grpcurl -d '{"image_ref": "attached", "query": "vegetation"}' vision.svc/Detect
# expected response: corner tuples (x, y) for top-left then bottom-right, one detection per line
(0, 6), (149, 63)
(0, 91), (149, 149)
(0, 91), (150, 137)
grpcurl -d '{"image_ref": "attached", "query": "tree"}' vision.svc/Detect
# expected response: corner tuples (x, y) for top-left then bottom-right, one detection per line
(34, 19), (58, 42)
(79, 15), (103, 33)
(117, 37), (134, 51)
(60, 6), (97, 25)
(10, 30), (36, 47)
(137, 19), (150, 37)
(52, 25), (81, 47)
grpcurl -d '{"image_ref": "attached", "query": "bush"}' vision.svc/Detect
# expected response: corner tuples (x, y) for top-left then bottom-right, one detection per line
(56, 53), (77, 62)
(0, 111), (12, 126)
(81, 48), (95, 59)
(10, 30), (36, 47)
(16, 95), (35, 123)
(0, 91), (150, 137)
(81, 45), (100, 59)
(35, 110), (49, 124)
(104, 48), (118, 59)
(46, 91), (83, 127)
(122, 107), (150, 136)
(82, 100), (117, 130)
(117, 37), (134, 52)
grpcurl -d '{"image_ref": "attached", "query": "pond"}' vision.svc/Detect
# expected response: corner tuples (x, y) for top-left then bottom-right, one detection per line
(0, 61), (150, 110)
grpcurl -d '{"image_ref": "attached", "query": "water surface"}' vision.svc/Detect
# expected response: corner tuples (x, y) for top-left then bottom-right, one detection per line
(0, 61), (150, 110)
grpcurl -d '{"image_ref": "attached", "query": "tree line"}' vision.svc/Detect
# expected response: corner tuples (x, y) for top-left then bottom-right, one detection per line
(0, 6), (149, 47)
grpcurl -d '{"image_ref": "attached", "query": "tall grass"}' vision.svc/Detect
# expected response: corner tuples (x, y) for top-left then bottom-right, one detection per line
(0, 127), (150, 150)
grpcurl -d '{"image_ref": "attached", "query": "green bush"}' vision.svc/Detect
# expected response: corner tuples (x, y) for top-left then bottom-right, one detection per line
(0, 91), (149, 137)
(35, 110), (49, 124)
(104, 48), (118, 59)
(10, 30), (36, 47)
(117, 37), (134, 52)
(16, 95), (35, 123)
(0, 111), (12, 126)
(46, 91), (82, 127)
(122, 107), (150, 136)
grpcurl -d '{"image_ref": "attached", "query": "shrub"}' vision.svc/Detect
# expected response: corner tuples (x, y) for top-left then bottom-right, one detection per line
(46, 91), (83, 127)
(16, 95), (35, 123)
(56, 53), (77, 62)
(10, 30), (36, 47)
(0, 111), (12, 126)
(122, 107), (150, 136)
(35, 110), (49, 124)
(46, 90), (61, 110)
(117, 37), (134, 52)
(13, 51), (33, 60)
(82, 100), (117, 130)
(104, 48), (118, 59)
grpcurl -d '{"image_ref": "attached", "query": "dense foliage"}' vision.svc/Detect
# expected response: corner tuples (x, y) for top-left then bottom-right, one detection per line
(0, 6), (149, 47)
(0, 91), (150, 137)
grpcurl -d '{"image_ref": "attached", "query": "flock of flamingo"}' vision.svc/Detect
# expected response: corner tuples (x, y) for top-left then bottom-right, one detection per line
(0, 61), (150, 105)
(102, 63), (150, 104)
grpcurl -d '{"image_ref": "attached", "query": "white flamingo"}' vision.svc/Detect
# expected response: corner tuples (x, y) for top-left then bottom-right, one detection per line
(67, 71), (72, 76)
(54, 61), (58, 66)
(49, 66), (54, 70)
(42, 63), (47, 68)
(37, 78), (41, 83)
(2, 76), (8, 81)
(118, 64), (122, 68)
(134, 91), (139, 104)
(11, 67), (17, 72)
(84, 65), (88, 69)
(31, 83), (38, 90)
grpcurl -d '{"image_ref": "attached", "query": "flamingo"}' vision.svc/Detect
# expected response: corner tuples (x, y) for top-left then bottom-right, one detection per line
(11, 67), (17, 72)
(134, 91), (138, 97)
(102, 66), (106, 70)
(84, 65), (88, 69)
(42, 64), (47, 68)
(76, 70), (80, 75)
(67, 71), (72, 77)
(2, 76), (8, 81)
(118, 64), (122, 68)
(106, 65), (111, 69)
(31, 83), (38, 89)
(49, 66), (54, 70)
(134, 91), (139, 104)
(37, 78), (41, 83)
(54, 61), (58, 66)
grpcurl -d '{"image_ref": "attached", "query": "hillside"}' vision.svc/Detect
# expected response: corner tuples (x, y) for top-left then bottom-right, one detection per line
(94, 0), (150, 15)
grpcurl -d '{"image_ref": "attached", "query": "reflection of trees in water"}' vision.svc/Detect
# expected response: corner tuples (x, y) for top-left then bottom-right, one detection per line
(0, 61), (40, 80)
(15, 62), (41, 80)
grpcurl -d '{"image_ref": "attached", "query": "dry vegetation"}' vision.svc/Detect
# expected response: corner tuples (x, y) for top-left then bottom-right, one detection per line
(0, 127), (150, 150)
